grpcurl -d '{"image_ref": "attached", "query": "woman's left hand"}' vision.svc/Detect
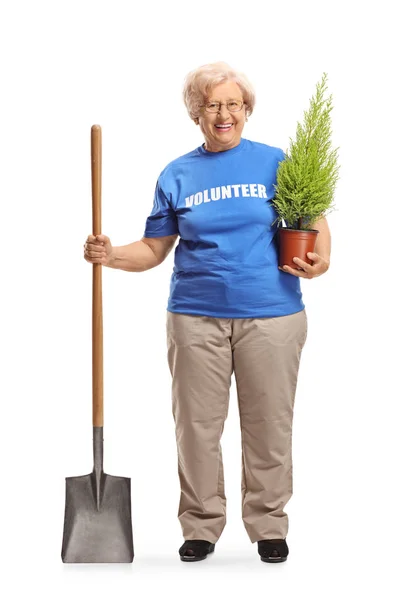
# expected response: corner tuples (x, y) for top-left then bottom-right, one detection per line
(278, 252), (330, 279)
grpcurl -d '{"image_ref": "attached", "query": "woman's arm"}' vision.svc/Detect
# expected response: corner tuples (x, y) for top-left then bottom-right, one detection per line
(109, 234), (178, 272)
(312, 217), (331, 266)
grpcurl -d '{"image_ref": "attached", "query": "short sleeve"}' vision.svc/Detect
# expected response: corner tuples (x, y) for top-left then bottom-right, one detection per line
(143, 179), (179, 238)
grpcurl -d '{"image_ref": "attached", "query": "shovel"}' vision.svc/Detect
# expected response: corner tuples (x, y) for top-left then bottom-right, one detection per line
(61, 125), (134, 563)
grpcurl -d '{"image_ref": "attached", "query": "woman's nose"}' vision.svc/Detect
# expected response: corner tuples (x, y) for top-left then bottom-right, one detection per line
(218, 105), (230, 118)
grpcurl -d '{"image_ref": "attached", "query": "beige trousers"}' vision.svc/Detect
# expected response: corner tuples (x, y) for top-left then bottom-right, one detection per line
(166, 309), (308, 544)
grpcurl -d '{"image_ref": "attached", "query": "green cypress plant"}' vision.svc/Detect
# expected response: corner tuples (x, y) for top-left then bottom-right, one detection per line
(272, 72), (340, 230)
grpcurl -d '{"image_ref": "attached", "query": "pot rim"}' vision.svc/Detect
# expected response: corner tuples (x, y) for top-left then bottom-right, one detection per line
(278, 227), (320, 233)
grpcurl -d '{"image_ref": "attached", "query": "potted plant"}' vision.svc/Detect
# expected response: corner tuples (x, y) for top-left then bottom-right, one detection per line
(272, 72), (340, 269)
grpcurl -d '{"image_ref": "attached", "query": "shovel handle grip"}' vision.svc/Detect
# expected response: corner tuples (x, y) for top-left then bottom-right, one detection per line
(91, 125), (103, 427)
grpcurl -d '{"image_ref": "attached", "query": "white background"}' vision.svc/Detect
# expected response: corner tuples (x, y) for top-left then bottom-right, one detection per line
(1, 0), (399, 598)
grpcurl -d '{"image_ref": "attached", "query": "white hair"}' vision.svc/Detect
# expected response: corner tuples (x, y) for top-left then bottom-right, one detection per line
(182, 61), (256, 121)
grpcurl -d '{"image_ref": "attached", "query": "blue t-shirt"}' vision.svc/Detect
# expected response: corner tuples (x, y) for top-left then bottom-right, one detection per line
(143, 137), (304, 318)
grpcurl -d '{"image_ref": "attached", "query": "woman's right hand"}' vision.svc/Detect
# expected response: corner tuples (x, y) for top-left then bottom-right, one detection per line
(83, 234), (115, 267)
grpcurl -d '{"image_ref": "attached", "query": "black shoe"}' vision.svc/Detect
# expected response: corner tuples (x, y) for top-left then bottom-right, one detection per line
(257, 539), (289, 563)
(179, 539), (215, 562)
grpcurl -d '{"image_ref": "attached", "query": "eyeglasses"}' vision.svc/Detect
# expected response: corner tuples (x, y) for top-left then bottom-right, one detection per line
(200, 100), (245, 113)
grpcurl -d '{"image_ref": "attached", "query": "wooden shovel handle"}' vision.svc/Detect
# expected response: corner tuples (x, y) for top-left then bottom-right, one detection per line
(91, 125), (103, 427)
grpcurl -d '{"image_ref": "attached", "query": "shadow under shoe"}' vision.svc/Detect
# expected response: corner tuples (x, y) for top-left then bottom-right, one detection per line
(179, 539), (215, 562)
(257, 539), (289, 563)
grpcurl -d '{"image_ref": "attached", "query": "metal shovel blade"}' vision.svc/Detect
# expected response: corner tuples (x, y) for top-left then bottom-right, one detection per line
(61, 428), (134, 563)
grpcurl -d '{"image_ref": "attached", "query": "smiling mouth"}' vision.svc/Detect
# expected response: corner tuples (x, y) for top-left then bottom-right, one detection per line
(214, 123), (234, 131)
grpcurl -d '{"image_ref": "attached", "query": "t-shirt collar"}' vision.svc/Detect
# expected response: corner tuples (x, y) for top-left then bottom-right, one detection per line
(197, 137), (246, 157)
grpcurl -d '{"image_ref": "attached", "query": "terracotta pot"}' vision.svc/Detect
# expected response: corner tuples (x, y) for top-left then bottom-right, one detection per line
(278, 227), (319, 269)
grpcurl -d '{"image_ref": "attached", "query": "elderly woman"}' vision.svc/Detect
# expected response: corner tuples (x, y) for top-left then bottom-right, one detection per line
(84, 62), (331, 563)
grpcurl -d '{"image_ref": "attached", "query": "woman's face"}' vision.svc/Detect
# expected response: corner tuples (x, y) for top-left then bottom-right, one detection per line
(196, 80), (246, 152)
